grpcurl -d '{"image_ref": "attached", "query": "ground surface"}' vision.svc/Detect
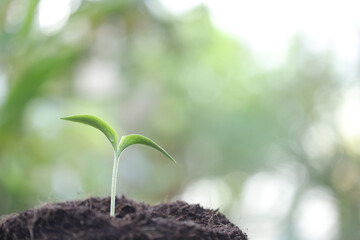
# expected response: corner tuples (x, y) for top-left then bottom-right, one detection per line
(0, 196), (248, 240)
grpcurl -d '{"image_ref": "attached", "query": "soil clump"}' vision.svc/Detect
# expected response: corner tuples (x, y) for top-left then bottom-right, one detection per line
(0, 196), (248, 240)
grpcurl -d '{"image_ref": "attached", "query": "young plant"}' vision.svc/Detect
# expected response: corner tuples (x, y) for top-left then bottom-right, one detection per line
(61, 114), (175, 217)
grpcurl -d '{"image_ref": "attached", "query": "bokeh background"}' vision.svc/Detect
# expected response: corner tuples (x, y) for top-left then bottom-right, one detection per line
(1, 0), (360, 239)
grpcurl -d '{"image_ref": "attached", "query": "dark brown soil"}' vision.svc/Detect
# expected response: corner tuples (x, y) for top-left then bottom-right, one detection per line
(0, 196), (248, 240)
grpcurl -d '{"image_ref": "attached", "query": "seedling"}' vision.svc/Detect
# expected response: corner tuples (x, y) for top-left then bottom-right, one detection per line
(61, 114), (175, 217)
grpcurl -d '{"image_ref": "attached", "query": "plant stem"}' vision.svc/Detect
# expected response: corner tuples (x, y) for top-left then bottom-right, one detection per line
(110, 152), (120, 217)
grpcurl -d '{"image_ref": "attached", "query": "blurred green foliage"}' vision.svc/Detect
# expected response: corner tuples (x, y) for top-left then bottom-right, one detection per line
(0, 0), (359, 239)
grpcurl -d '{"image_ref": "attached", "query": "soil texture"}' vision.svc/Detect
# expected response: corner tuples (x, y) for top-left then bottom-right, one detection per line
(0, 196), (248, 240)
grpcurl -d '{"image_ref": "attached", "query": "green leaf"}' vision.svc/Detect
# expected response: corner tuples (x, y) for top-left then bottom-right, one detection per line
(118, 134), (176, 163)
(61, 114), (119, 152)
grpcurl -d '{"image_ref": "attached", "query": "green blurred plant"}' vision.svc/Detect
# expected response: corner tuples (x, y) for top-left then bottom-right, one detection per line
(61, 114), (175, 217)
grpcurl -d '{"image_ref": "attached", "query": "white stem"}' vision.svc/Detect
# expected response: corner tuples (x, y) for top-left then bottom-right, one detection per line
(110, 152), (120, 217)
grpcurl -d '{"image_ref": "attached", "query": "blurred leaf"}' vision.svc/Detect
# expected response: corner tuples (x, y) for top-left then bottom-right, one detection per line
(19, 0), (40, 39)
(0, 49), (81, 133)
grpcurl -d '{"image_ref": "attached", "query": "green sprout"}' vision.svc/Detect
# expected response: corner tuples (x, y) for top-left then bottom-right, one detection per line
(61, 114), (175, 217)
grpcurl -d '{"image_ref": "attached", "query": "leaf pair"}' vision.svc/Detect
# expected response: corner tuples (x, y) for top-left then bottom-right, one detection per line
(61, 114), (175, 162)
(61, 114), (176, 217)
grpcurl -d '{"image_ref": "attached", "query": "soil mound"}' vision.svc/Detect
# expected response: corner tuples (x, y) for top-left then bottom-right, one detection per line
(0, 196), (248, 240)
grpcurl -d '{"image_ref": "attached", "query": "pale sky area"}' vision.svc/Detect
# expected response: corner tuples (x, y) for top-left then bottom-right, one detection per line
(160, 0), (360, 69)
